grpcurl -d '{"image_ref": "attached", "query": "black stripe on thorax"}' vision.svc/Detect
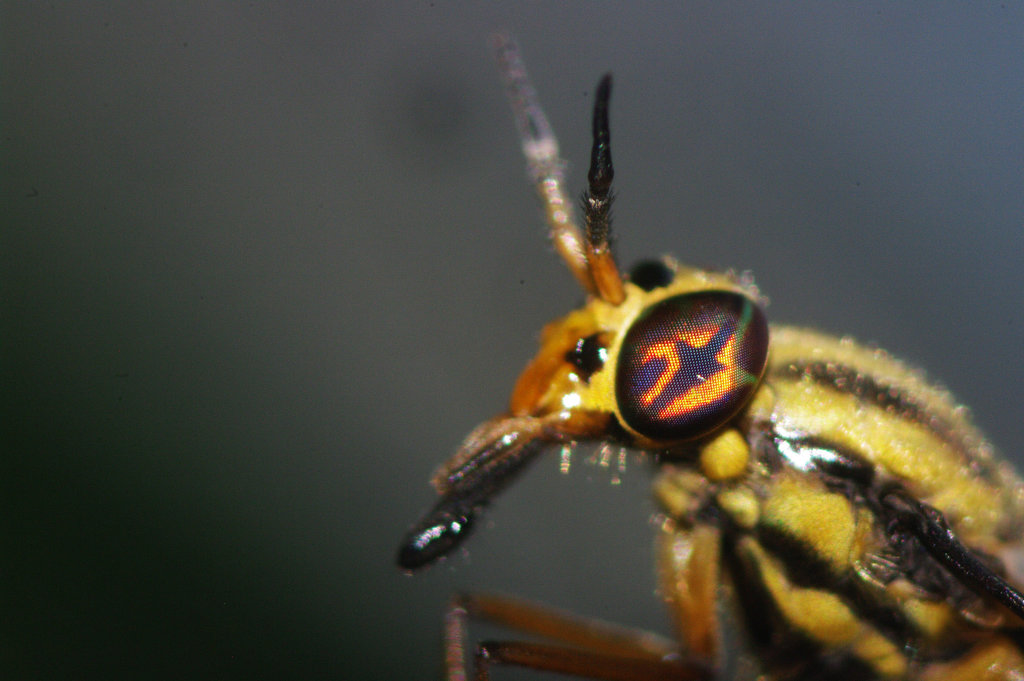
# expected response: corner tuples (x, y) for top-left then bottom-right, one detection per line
(744, 426), (1003, 658)
(772, 359), (970, 463)
(749, 520), (975, 666)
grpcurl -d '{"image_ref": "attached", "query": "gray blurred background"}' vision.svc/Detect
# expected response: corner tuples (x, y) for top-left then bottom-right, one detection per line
(3, 3), (1022, 680)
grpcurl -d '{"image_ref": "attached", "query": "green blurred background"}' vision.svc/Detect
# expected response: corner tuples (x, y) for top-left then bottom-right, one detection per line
(4, 3), (1023, 680)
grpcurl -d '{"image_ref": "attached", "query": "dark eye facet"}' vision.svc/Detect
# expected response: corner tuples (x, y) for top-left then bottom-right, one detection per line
(615, 291), (768, 441)
(628, 260), (675, 291)
(566, 333), (606, 381)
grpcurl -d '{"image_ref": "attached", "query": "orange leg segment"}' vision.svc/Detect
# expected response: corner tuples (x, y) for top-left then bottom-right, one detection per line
(445, 593), (711, 681)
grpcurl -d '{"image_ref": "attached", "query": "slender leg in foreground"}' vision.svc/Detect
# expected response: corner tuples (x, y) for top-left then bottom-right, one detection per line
(445, 593), (709, 681)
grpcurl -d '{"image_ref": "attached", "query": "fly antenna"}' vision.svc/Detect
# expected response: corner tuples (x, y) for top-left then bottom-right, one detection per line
(492, 33), (596, 296)
(581, 75), (625, 305)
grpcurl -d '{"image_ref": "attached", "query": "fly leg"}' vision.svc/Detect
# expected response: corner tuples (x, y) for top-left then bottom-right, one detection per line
(444, 592), (711, 681)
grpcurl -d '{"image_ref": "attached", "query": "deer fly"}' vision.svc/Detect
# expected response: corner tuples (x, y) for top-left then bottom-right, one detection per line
(398, 35), (1024, 681)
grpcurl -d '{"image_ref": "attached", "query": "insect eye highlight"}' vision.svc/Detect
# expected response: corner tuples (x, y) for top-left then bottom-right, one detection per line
(566, 333), (606, 381)
(615, 291), (768, 441)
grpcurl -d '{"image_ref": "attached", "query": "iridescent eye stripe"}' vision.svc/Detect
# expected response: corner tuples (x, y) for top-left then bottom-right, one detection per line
(650, 329), (745, 419)
(636, 321), (726, 408)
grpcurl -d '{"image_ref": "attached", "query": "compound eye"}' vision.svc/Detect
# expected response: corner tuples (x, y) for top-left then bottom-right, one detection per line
(615, 291), (768, 441)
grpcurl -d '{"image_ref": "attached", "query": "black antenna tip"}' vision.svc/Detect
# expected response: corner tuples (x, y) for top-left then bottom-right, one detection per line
(588, 74), (614, 197)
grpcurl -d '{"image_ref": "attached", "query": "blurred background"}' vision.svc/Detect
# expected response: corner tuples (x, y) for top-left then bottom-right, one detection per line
(3, 3), (1023, 679)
